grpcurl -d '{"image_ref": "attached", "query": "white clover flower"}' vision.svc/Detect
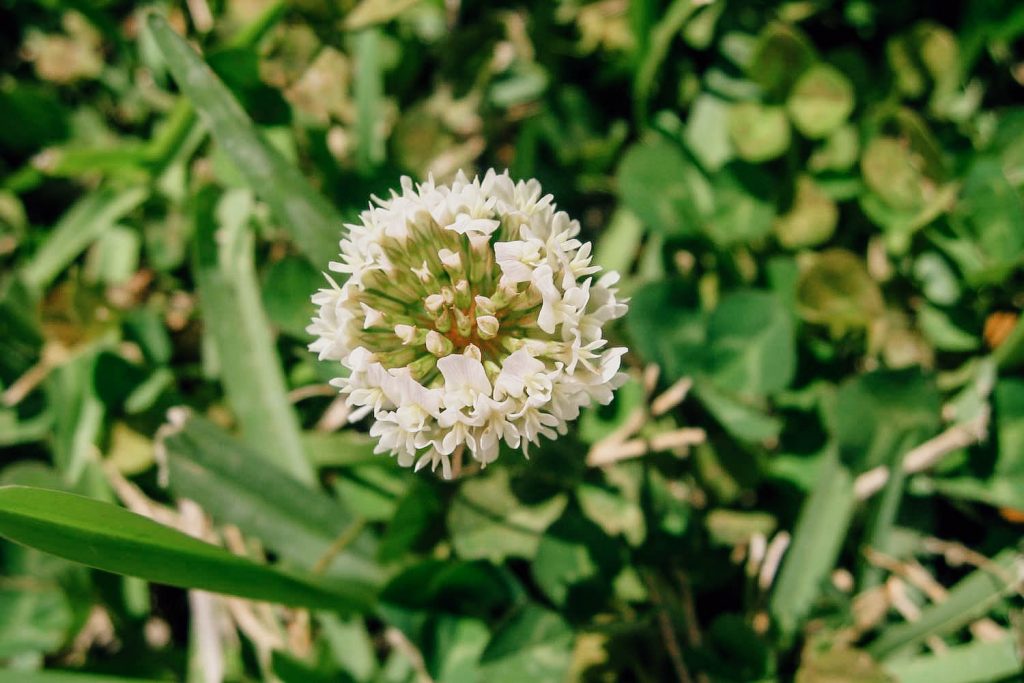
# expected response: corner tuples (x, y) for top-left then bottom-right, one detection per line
(307, 169), (629, 478)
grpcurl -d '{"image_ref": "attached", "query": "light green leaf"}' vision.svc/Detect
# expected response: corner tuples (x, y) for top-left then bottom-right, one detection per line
(796, 249), (885, 335)
(616, 140), (708, 237)
(146, 14), (341, 265)
(0, 486), (373, 613)
(884, 636), (1022, 683)
(774, 175), (838, 249)
(261, 255), (322, 338)
(729, 102), (791, 163)
(748, 22), (815, 97)
(686, 94), (734, 170)
(192, 188), (313, 484)
(478, 606), (573, 682)
(448, 468), (566, 562)
(705, 289), (796, 397)
(786, 64), (855, 139)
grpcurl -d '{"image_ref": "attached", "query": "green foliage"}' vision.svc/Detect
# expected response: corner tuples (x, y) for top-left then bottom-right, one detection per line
(1, 1), (1022, 681)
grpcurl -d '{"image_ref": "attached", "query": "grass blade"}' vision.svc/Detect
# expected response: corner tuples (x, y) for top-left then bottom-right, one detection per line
(20, 187), (147, 292)
(192, 188), (313, 484)
(353, 28), (385, 171)
(769, 446), (857, 639)
(884, 636), (1022, 683)
(146, 13), (341, 265)
(161, 412), (380, 584)
(0, 486), (373, 613)
(867, 547), (1023, 659)
(0, 673), (166, 683)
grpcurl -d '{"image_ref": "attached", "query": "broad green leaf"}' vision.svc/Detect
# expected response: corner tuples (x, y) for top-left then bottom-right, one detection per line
(428, 616), (490, 683)
(729, 102), (791, 162)
(867, 547), (1022, 659)
(705, 163), (778, 247)
(685, 94), (733, 170)
(20, 188), (147, 292)
(705, 289), (796, 397)
(531, 508), (621, 611)
(625, 280), (705, 382)
(945, 156), (1024, 286)
(448, 468), (566, 562)
(192, 188), (313, 484)
(379, 561), (515, 644)
(834, 369), (941, 474)
(146, 14), (341, 264)
(0, 486), (373, 613)
(0, 586), (71, 659)
(786, 64), (855, 139)
(261, 255), (322, 338)
(693, 381), (783, 442)
(748, 22), (815, 97)
(913, 252), (961, 305)
(861, 137), (927, 212)
(478, 606), (573, 682)
(770, 446), (857, 640)
(774, 175), (838, 249)
(160, 413), (380, 584)
(796, 249), (885, 335)
(834, 369), (940, 587)
(927, 379), (1024, 510)
(884, 636), (1022, 683)
(808, 123), (859, 172)
(319, 613), (378, 681)
(616, 140), (708, 237)
(593, 207), (643, 274)
(917, 305), (979, 352)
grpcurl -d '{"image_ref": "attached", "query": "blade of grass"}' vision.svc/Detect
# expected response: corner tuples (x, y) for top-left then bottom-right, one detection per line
(884, 636), (1022, 683)
(0, 673), (166, 683)
(633, 0), (702, 124)
(864, 548), (1024, 659)
(769, 445), (858, 640)
(858, 431), (922, 590)
(867, 547), (1022, 659)
(20, 187), (147, 292)
(161, 412), (380, 584)
(0, 673), (165, 683)
(353, 27), (385, 172)
(0, 486), (373, 613)
(146, 13), (341, 264)
(192, 188), (313, 484)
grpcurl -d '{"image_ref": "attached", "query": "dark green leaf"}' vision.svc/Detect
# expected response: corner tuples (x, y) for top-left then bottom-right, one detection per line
(146, 14), (341, 265)
(0, 486), (373, 613)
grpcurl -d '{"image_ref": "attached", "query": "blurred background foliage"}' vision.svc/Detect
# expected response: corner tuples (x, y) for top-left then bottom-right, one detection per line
(0, 0), (1023, 681)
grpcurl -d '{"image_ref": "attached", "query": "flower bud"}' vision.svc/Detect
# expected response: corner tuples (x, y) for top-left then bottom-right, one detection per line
(426, 330), (454, 357)
(477, 315), (499, 339)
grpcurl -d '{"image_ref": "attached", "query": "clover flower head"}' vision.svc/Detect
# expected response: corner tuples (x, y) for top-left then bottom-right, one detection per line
(308, 170), (629, 478)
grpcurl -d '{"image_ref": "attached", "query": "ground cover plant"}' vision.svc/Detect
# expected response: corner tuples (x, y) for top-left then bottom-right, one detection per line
(0, 0), (1022, 681)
